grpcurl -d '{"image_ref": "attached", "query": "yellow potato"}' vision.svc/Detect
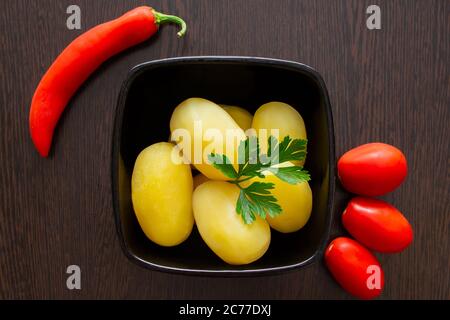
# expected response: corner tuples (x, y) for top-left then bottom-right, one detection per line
(193, 181), (271, 265)
(252, 101), (307, 165)
(170, 98), (246, 180)
(266, 176), (312, 233)
(220, 104), (253, 130)
(131, 142), (193, 246)
(243, 164), (312, 233)
(193, 173), (209, 189)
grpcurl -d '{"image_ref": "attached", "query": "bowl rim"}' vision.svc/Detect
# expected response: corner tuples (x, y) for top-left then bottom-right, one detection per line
(111, 56), (336, 276)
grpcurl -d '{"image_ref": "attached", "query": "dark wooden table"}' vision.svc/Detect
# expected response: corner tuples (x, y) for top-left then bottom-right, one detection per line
(0, 0), (448, 299)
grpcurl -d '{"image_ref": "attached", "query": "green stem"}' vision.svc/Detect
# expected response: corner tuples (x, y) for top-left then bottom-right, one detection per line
(153, 10), (187, 37)
(233, 176), (254, 184)
(229, 181), (244, 190)
(228, 176), (254, 190)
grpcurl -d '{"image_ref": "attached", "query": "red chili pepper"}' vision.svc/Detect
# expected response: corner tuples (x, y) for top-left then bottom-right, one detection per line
(29, 6), (187, 157)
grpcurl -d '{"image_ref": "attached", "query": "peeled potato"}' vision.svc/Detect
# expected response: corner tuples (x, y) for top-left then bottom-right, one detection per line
(193, 173), (209, 189)
(193, 181), (271, 265)
(243, 163), (312, 233)
(170, 98), (246, 180)
(266, 177), (312, 233)
(252, 101), (307, 165)
(131, 142), (193, 246)
(220, 104), (253, 130)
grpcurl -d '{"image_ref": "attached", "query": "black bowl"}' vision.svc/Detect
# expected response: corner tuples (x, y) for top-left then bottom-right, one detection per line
(111, 56), (335, 276)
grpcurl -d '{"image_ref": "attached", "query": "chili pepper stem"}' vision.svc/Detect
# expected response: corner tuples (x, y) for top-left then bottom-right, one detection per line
(153, 10), (187, 37)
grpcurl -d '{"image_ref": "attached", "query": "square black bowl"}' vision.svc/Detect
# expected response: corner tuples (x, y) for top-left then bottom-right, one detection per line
(111, 56), (335, 276)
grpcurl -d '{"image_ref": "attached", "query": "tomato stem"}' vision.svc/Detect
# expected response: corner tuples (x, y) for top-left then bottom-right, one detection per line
(153, 10), (187, 37)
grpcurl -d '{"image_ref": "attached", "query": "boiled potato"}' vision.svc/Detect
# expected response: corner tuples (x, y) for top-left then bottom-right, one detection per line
(170, 98), (246, 180)
(193, 181), (271, 265)
(131, 142), (193, 246)
(220, 104), (253, 130)
(252, 101), (307, 165)
(266, 176), (312, 233)
(193, 173), (209, 189)
(244, 164), (312, 233)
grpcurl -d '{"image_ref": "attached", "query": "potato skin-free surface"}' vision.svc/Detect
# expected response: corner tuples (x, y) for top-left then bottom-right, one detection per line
(252, 101), (307, 165)
(131, 142), (193, 247)
(244, 166), (313, 233)
(170, 98), (246, 180)
(220, 104), (253, 130)
(266, 176), (312, 233)
(193, 181), (271, 265)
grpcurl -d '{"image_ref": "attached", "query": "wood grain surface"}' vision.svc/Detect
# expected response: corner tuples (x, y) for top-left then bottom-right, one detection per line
(0, 0), (449, 299)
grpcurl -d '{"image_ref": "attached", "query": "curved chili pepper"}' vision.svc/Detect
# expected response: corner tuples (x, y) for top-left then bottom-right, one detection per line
(29, 6), (187, 157)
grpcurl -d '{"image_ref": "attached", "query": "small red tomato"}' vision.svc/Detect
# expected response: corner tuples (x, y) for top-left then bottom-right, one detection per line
(342, 197), (413, 253)
(338, 143), (407, 196)
(324, 237), (384, 299)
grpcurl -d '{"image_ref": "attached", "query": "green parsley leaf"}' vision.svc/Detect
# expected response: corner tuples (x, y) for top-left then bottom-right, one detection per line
(236, 182), (282, 224)
(238, 135), (264, 178)
(267, 135), (307, 165)
(207, 153), (237, 179)
(266, 166), (311, 185)
(208, 135), (311, 224)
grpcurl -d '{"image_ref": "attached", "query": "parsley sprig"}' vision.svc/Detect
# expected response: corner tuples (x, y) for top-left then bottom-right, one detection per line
(208, 136), (310, 224)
